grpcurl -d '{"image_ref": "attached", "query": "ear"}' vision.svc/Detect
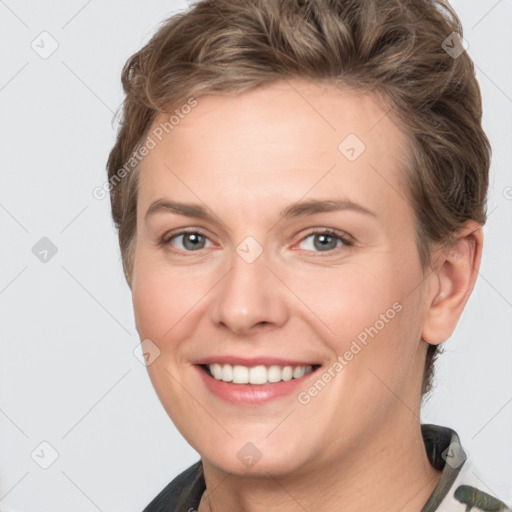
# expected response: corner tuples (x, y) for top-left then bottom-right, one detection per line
(422, 221), (484, 345)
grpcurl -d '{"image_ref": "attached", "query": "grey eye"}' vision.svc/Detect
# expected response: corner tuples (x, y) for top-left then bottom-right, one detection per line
(299, 232), (342, 252)
(174, 232), (208, 251)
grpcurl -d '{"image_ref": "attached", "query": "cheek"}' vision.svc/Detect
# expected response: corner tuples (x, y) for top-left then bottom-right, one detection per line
(289, 263), (398, 339)
(290, 262), (422, 378)
(132, 261), (205, 344)
(131, 265), (207, 430)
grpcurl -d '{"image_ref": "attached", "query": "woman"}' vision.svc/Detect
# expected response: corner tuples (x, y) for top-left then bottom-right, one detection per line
(106, 0), (511, 510)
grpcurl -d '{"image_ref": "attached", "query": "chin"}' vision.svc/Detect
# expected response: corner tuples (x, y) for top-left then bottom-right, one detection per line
(198, 437), (313, 478)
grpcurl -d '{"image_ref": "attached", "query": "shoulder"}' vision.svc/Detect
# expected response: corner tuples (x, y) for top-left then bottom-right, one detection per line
(440, 456), (511, 512)
(421, 424), (511, 512)
(141, 460), (205, 512)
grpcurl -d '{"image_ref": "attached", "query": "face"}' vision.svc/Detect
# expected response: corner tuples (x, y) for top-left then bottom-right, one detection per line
(132, 79), (432, 477)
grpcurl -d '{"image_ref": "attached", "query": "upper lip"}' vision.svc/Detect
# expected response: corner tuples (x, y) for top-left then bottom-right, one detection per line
(193, 356), (321, 367)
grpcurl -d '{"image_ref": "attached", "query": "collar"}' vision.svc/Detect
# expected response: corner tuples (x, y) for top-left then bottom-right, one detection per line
(144, 423), (510, 512)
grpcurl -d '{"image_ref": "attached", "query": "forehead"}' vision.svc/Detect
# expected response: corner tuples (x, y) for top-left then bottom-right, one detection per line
(137, 79), (411, 221)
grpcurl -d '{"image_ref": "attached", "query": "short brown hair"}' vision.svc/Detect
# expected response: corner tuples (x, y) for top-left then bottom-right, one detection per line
(106, 0), (491, 397)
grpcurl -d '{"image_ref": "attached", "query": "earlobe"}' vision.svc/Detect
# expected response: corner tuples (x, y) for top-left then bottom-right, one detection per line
(422, 222), (483, 345)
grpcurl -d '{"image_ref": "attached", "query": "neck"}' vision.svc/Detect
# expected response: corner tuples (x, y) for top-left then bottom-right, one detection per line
(199, 415), (442, 512)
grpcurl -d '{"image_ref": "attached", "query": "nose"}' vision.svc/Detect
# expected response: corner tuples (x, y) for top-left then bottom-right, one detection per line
(209, 245), (289, 335)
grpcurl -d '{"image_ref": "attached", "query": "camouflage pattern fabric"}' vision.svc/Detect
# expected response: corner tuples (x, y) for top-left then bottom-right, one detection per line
(141, 424), (511, 511)
(420, 424), (510, 512)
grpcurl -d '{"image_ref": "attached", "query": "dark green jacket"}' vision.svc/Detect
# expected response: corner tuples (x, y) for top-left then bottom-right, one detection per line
(142, 424), (511, 512)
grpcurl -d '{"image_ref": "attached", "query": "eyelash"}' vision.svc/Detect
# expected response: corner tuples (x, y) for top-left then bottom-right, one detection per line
(160, 228), (354, 256)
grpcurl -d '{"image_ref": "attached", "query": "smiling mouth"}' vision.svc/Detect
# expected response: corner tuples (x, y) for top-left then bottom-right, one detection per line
(200, 363), (322, 385)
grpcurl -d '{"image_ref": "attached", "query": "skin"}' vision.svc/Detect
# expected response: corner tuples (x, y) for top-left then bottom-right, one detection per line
(131, 79), (483, 512)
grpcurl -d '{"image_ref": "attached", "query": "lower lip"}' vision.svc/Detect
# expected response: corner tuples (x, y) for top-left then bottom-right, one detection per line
(195, 365), (320, 405)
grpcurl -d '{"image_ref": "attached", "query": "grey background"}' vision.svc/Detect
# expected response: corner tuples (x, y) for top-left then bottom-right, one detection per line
(1, 1), (511, 510)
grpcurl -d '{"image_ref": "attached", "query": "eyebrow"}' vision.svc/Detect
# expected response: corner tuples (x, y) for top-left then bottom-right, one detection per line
(144, 198), (376, 223)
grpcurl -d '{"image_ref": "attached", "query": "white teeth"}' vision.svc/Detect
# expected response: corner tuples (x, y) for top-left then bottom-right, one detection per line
(221, 364), (233, 382)
(267, 365), (282, 383)
(210, 363), (222, 380)
(249, 365), (267, 384)
(281, 366), (293, 381)
(293, 366), (306, 379)
(207, 363), (314, 384)
(232, 365), (249, 384)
